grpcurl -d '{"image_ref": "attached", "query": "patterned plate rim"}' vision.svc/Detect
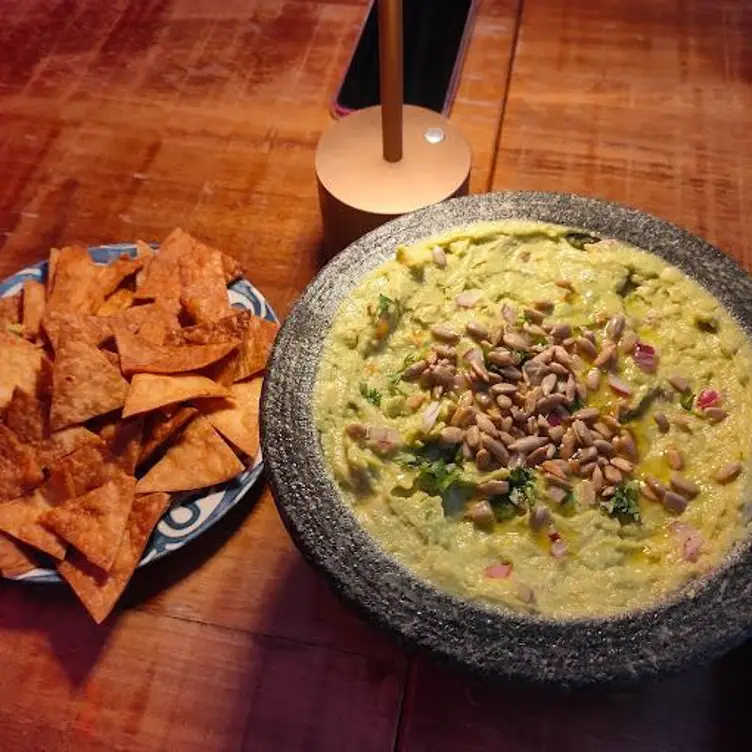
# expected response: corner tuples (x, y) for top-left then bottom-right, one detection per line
(0, 242), (277, 584)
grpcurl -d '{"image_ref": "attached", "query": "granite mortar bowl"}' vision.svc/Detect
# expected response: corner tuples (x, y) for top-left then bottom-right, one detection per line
(261, 191), (752, 686)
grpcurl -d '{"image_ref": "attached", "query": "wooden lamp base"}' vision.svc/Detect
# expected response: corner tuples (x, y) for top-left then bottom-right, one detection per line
(315, 105), (471, 254)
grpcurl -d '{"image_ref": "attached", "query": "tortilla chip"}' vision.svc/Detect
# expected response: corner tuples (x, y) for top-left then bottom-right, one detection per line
(0, 423), (44, 501)
(47, 247), (60, 295)
(138, 405), (198, 466)
(45, 442), (119, 504)
(180, 243), (231, 324)
(135, 415), (244, 493)
(98, 254), (144, 297)
(97, 288), (134, 317)
(97, 414), (144, 474)
(0, 293), (22, 330)
(122, 373), (228, 418)
(0, 332), (53, 409)
(50, 325), (129, 429)
(47, 245), (104, 314)
(22, 280), (46, 339)
(58, 491), (169, 623)
(134, 228), (188, 301)
(42, 473), (135, 572)
(134, 241), (155, 288)
(0, 532), (38, 578)
(4, 387), (48, 442)
(43, 310), (114, 350)
(114, 326), (237, 376)
(37, 426), (104, 468)
(221, 253), (243, 284)
(201, 377), (262, 461)
(0, 489), (66, 559)
(164, 310), (249, 347)
(232, 316), (279, 382)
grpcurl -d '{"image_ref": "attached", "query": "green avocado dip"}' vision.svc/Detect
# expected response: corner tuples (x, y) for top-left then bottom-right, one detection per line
(313, 221), (752, 618)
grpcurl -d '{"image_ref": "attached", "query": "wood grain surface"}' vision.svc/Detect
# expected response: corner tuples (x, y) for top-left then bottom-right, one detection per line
(1, 0), (751, 750)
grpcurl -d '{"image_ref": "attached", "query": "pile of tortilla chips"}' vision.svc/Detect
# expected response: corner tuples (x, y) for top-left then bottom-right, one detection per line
(0, 229), (277, 622)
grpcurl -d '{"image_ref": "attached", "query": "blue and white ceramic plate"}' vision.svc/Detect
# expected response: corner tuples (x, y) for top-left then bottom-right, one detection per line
(0, 243), (277, 584)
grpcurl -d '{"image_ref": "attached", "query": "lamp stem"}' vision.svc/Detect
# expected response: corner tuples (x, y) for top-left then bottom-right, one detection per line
(378, 0), (403, 162)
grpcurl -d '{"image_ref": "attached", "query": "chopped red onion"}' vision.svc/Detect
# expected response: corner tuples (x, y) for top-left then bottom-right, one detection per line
(633, 341), (657, 372)
(421, 401), (441, 433)
(484, 562), (513, 579)
(607, 374), (632, 396)
(456, 290), (482, 308)
(697, 389), (720, 409)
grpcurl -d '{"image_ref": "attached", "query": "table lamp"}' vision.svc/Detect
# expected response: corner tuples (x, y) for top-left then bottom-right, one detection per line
(315, 0), (472, 254)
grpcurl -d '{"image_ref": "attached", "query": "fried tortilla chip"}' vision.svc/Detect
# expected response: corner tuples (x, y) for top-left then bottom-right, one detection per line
(122, 373), (228, 418)
(37, 426), (104, 468)
(46, 247), (60, 295)
(232, 316), (279, 382)
(114, 325), (237, 376)
(180, 243), (231, 323)
(45, 442), (119, 504)
(47, 245), (104, 314)
(98, 254), (144, 297)
(0, 532), (38, 578)
(22, 280), (46, 339)
(138, 405), (198, 466)
(0, 332), (53, 408)
(97, 288), (134, 317)
(220, 253), (242, 284)
(0, 293), (21, 331)
(135, 415), (244, 493)
(0, 423), (44, 501)
(4, 387), (48, 442)
(97, 414), (144, 474)
(50, 326), (129, 429)
(43, 310), (114, 350)
(164, 310), (249, 347)
(201, 377), (262, 461)
(0, 489), (66, 559)
(58, 491), (169, 623)
(133, 228), (187, 301)
(42, 473), (135, 572)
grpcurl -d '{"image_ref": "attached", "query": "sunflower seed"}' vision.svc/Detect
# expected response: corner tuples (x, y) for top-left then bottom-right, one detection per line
(593, 438), (615, 457)
(466, 321), (489, 341)
(547, 485), (569, 504)
(606, 315), (625, 341)
(478, 480), (510, 496)
(593, 342), (617, 369)
(586, 369), (602, 391)
(345, 423), (367, 439)
(495, 394), (513, 410)
(526, 446), (551, 466)
(592, 465), (604, 492)
(503, 332), (531, 351)
(431, 324), (460, 343)
(703, 407), (727, 423)
(668, 375), (690, 393)
(579, 480), (596, 506)
(573, 407), (600, 422)
(474, 447), (490, 469)
(575, 337), (598, 360)
(665, 448), (684, 470)
(541, 373), (558, 396)
(548, 426), (565, 444)
(654, 413), (670, 433)
(490, 382), (517, 395)
(663, 491), (688, 514)
(715, 462), (742, 484)
(439, 427), (464, 446)
(524, 308), (546, 324)
(604, 465), (623, 484)
(475, 413), (498, 437)
(670, 473), (699, 499)
(530, 504), (552, 529)
(481, 434), (510, 464)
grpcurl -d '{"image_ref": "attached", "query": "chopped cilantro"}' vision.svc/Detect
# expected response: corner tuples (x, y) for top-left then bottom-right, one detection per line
(490, 466), (537, 521)
(569, 395), (585, 413)
(516, 350), (533, 365)
(563, 232), (600, 251)
(603, 481), (641, 525)
(378, 294), (394, 317)
(680, 391), (695, 411)
(359, 382), (382, 407)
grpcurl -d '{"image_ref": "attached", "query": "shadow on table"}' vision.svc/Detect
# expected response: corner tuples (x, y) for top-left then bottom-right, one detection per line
(396, 637), (752, 752)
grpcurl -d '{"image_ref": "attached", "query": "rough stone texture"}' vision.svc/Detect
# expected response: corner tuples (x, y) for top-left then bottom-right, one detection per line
(261, 192), (752, 687)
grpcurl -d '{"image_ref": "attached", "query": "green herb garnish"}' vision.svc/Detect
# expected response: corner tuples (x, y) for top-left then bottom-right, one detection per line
(359, 382), (382, 407)
(378, 294), (394, 317)
(604, 481), (641, 525)
(680, 391), (695, 411)
(569, 395), (585, 413)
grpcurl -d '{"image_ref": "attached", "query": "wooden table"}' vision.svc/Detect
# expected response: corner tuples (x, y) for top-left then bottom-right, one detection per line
(1, 1), (751, 749)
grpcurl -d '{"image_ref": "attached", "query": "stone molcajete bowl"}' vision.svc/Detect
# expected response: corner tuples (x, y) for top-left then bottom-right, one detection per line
(261, 191), (752, 686)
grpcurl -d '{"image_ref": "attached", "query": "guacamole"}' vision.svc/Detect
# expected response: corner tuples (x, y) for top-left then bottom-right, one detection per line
(314, 221), (752, 618)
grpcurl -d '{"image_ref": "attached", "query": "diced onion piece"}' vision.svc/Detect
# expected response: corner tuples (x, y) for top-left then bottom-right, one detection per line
(421, 401), (441, 433)
(484, 562), (513, 579)
(456, 290), (482, 308)
(697, 389), (720, 409)
(633, 341), (657, 372)
(547, 411), (562, 426)
(607, 374), (632, 396)
(550, 539), (567, 558)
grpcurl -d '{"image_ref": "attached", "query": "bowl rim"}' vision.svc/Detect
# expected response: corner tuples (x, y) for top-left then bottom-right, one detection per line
(261, 190), (752, 686)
